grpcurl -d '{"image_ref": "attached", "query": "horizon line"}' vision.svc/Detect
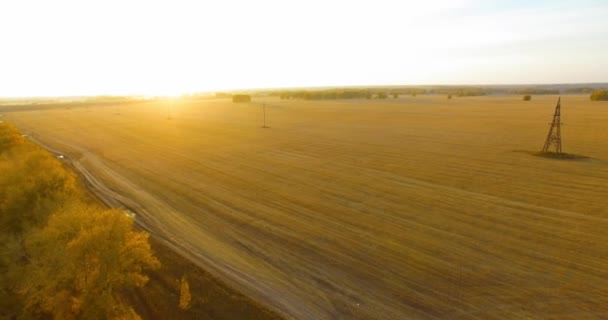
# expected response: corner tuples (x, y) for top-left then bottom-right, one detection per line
(1, 81), (607, 99)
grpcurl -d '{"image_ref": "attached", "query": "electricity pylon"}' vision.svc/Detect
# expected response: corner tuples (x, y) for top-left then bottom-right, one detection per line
(541, 97), (562, 154)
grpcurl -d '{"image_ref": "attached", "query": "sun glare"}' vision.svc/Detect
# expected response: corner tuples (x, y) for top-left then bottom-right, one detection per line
(2, 1), (608, 320)
(0, 0), (606, 97)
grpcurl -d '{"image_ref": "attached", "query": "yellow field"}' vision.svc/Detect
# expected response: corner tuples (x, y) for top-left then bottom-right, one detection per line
(6, 95), (608, 319)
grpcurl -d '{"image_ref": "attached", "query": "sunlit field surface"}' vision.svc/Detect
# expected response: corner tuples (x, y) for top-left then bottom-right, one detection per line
(7, 95), (608, 319)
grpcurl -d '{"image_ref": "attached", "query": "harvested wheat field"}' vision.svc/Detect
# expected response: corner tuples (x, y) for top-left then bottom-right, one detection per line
(6, 94), (608, 319)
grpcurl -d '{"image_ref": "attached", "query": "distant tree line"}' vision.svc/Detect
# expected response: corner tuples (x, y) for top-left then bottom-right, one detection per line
(0, 123), (159, 319)
(590, 90), (608, 101)
(271, 88), (430, 101)
(273, 87), (493, 100)
(215, 85), (608, 102)
(428, 87), (488, 97)
(508, 88), (559, 95)
(232, 94), (252, 103)
(396, 88), (427, 96)
(276, 89), (371, 100)
(563, 87), (597, 94)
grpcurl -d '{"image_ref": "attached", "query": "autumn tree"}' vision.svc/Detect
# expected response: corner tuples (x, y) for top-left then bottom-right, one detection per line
(0, 123), (160, 319)
(590, 90), (608, 101)
(0, 123), (77, 318)
(0, 148), (76, 236)
(0, 123), (26, 152)
(21, 206), (160, 319)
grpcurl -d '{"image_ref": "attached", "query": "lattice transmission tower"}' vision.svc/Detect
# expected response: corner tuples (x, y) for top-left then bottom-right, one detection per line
(541, 97), (563, 154)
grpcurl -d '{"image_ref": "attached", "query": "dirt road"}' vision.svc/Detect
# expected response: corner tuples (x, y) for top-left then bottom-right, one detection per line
(9, 95), (608, 319)
(28, 135), (292, 317)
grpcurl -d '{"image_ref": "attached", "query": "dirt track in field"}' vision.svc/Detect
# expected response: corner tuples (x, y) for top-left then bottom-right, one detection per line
(27, 135), (283, 316)
(8, 95), (608, 319)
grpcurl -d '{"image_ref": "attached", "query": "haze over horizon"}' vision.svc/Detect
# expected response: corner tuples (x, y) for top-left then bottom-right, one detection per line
(1, 0), (607, 97)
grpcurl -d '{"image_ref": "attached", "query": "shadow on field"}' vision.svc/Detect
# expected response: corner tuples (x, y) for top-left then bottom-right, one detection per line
(123, 235), (282, 320)
(513, 150), (592, 161)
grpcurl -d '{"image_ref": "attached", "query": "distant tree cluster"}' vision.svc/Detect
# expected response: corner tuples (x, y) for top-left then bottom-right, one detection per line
(590, 90), (608, 101)
(273, 88), (428, 101)
(0, 123), (159, 319)
(232, 94), (252, 103)
(429, 87), (488, 97)
(218, 85), (608, 102)
(563, 87), (597, 94)
(508, 88), (559, 95)
(277, 89), (370, 100)
(395, 88), (427, 96)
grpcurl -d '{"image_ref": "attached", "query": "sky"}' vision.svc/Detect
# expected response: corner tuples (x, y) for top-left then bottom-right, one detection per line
(1, 0), (607, 97)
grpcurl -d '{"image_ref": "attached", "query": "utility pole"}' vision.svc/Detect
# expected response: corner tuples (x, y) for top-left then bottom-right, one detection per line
(262, 103), (269, 128)
(541, 97), (562, 154)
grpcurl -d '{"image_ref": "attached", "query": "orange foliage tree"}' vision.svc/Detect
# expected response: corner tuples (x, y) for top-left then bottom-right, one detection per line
(22, 206), (160, 319)
(0, 123), (160, 319)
